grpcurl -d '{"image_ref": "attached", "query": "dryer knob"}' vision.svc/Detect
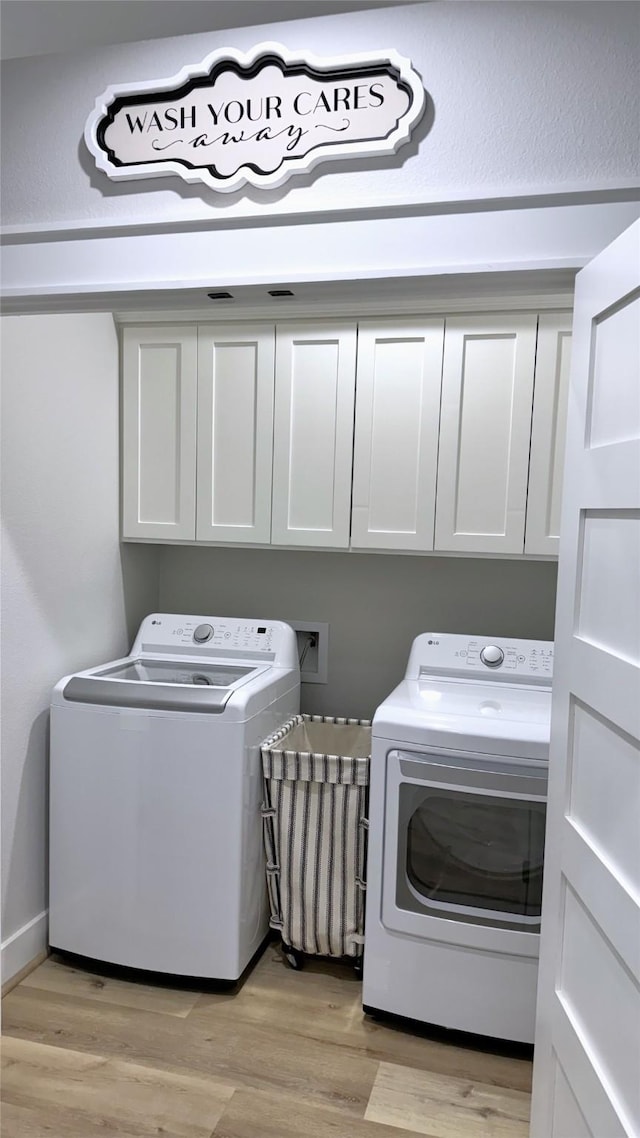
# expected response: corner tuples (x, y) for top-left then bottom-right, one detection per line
(480, 644), (504, 668)
(193, 623), (214, 643)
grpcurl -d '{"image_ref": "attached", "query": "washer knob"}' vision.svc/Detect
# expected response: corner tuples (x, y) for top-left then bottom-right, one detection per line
(480, 644), (504, 668)
(193, 623), (213, 643)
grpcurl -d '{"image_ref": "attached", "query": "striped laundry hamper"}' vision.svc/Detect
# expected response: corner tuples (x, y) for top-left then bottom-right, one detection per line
(261, 714), (371, 972)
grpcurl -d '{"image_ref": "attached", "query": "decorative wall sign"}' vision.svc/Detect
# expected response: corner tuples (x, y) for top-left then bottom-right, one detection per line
(85, 41), (426, 194)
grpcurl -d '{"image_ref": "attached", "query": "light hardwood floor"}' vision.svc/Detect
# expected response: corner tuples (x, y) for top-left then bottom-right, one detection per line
(1, 945), (532, 1137)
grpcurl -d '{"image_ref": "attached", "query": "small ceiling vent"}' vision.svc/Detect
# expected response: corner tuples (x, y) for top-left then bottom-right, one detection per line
(268, 289), (295, 298)
(207, 291), (234, 300)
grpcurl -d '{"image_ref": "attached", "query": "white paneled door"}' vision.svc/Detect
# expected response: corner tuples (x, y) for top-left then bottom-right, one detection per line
(196, 325), (275, 543)
(531, 221), (640, 1138)
(271, 322), (357, 548)
(122, 325), (198, 540)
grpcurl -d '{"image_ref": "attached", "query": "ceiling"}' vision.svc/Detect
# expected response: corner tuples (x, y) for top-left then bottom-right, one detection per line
(0, 1), (422, 61)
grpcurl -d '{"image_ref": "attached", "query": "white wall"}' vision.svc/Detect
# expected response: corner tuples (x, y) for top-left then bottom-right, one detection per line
(158, 546), (558, 720)
(0, 314), (160, 982)
(1, 2), (638, 234)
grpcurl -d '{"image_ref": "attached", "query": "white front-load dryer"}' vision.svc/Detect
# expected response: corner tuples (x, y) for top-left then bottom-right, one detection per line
(49, 614), (299, 981)
(363, 632), (553, 1043)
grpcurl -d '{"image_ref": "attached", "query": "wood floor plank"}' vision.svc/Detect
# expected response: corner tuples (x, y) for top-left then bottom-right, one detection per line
(191, 948), (532, 1094)
(22, 955), (201, 1017)
(1, 1035), (235, 1137)
(2, 984), (380, 1119)
(1, 950), (49, 998)
(365, 1061), (531, 1138)
(209, 1020), (378, 1118)
(0, 1101), (147, 1138)
(212, 1087), (437, 1138)
(354, 1019), (533, 1096)
(2, 953), (534, 1138)
(190, 946), (362, 1039)
(2, 984), (238, 1072)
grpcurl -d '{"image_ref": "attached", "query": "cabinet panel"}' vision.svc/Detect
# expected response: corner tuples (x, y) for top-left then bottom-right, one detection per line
(271, 323), (357, 547)
(196, 326), (275, 543)
(525, 313), (573, 556)
(351, 319), (445, 550)
(435, 315), (538, 554)
(122, 326), (197, 540)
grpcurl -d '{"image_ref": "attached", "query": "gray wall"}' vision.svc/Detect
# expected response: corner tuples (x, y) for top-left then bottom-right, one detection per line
(159, 546), (558, 720)
(0, 314), (160, 980)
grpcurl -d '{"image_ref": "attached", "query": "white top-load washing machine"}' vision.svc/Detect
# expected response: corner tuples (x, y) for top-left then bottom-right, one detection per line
(49, 614), (299, 981)
(363, 632), (553, 1044)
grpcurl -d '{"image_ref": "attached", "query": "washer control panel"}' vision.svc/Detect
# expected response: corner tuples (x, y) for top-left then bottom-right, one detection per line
(132, 614), (298, 667)
(409, 632), (554, 683)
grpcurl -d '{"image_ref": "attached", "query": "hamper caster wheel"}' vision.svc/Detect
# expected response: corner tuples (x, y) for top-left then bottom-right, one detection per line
(353, 956), (363, 978)
(282, 944), (304, 970)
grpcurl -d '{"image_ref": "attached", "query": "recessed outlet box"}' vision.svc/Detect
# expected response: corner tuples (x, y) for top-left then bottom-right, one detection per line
(289, 620), (329, 684)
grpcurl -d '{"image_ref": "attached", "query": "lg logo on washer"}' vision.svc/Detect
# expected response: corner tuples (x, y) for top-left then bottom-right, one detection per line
(85, 42), (427, 193)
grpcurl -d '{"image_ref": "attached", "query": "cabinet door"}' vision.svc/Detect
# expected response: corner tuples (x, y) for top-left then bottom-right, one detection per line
(351, 319), (445, 550)
(122, 326), (197, 541)
(524, 313), (573, 556)
(196, 325), (275, 543)
(434, 315), (538, 554)
(271, 323), (357, 548)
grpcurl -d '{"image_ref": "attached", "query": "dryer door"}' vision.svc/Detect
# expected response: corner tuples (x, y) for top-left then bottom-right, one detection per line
(382, 746), (547, 955)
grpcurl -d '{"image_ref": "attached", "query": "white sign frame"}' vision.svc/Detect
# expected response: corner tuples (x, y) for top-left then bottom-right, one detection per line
(85, 41), (426, 194)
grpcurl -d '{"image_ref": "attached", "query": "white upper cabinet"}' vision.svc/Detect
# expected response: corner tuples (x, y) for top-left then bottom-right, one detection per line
(435, 314), (538, 555)
(196, 325), (275, 544)
(121, 309), (571, 557)
(351, 319), (445, 550)
(271, 323), (357, 548)
(122, 325), (198, 541)
(524, 313), (573, 556)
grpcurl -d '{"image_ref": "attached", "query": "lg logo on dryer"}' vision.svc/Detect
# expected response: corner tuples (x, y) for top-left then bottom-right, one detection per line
(85, 42), (427, 194)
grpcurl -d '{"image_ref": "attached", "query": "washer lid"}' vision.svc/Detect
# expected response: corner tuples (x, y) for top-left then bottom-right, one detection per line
(97, 659), (256, 686)
(62, 658), (269, 713)
(372, 678), (552, 758)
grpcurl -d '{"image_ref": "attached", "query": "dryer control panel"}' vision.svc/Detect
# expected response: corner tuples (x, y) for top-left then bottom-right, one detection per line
(409, 632), (553, 684)
(132, 614), (298, 667)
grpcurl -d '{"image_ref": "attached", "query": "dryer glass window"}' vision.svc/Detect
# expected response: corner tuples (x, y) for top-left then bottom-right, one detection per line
(400, 786), (546, 928)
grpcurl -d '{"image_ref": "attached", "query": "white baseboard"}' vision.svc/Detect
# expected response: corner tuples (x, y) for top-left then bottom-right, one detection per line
(1, 910), (48, 988)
